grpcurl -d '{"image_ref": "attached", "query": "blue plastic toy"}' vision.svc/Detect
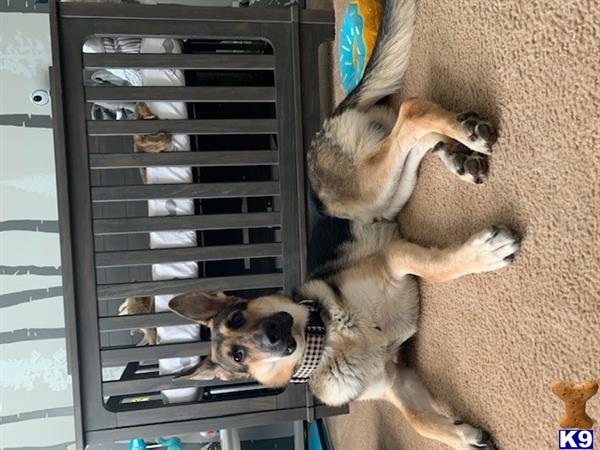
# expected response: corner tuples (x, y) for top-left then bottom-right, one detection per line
(338, 0), (382, 94)
(157, 438), (182, 450)
(128, 439), (147, 450)
(127, 437), (182, 450)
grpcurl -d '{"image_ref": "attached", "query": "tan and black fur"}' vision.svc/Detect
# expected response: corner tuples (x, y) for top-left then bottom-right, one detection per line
(118, 296), (157, 346)
(117, 104), (169, 344)
(133, 102), (172, 183)
(167, 1), (520, 449)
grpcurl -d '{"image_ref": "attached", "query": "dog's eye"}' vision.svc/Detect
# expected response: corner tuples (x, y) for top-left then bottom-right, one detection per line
(231, 347), (246, 363)
(227, 312), (245, 329)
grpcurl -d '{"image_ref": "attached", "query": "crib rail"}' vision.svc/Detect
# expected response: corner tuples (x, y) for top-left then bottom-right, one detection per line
(89, 150), (279, 168)
(97, 274), (285, 299)
(95, 242), (282, 267)
(86, 86), (277, 102)
(84, 53), (276, 70)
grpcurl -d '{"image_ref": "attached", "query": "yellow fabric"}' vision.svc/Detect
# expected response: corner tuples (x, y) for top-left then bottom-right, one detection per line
(353, 0), (382, 68)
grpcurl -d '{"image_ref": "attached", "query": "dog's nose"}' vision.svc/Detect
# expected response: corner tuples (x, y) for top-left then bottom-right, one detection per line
(264, 320), (281, 344)
(261, 312), (293, 346)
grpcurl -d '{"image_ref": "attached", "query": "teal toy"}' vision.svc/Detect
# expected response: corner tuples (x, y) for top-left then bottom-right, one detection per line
(157, 438), (182, 450)
(127, 437), (182, 450)
(338, 0), (382, 94)
(128, 439), (147, 450)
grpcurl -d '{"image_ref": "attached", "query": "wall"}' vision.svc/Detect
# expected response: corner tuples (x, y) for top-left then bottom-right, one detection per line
(0, 3), (77, 450)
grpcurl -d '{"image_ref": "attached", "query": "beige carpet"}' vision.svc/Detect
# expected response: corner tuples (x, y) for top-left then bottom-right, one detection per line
(316, 0), (600, 449)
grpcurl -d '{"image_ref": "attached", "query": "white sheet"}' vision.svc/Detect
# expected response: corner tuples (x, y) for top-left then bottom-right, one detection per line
(141, 38), (200, 404)
(85, 36), (201, 403)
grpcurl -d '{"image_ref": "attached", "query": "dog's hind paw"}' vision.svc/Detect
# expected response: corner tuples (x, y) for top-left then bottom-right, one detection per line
(456, 423), (497, 450)
(469, 431), (496, 450)
(434, 140), (489, 185)
(456, 111), (497, 155)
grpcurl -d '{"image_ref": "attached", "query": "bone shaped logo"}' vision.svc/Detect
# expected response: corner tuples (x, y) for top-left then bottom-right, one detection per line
(551, 380), (599, 429)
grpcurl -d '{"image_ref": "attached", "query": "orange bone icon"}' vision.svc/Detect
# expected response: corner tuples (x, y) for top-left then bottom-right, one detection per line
(551, 380), (599, 429)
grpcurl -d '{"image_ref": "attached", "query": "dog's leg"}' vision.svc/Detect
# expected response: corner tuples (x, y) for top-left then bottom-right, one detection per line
(381, 132), (490, 217)
(357, 98), (496, 219)
(393, 99), (497, 156)
(383, 367), (495, 450)
(377, 133), (445, 219)
(384, 226), (520, 283)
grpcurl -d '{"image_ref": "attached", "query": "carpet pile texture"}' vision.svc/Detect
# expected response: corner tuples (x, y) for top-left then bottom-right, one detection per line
(316, 0), (600, 448)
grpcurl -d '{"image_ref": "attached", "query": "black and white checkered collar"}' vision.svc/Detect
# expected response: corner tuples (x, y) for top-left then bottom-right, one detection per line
(290, 301), (326, 384)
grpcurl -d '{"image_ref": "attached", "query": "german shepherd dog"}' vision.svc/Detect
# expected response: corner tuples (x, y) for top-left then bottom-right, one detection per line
(168, 1), (520, 448)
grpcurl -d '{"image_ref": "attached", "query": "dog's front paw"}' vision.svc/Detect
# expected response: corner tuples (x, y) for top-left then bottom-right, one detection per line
(434, 141), (489, 184)
(459, 225), (521, 274)
(455, 422), (497, 450)
(456, 112), (497, 155)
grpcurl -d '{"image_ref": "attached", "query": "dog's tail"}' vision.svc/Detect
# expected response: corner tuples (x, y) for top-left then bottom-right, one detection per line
(336, 0), (416, 112)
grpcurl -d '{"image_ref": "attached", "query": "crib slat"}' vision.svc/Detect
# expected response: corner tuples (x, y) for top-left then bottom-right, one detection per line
(61, 2), (297, 22)
(97, 273), (284, 299)
(83, 53), (275, 70)
(87, 119), (278, 136)
(93, 212), (281, 235)
(99, 313), (190, 331)
(101, 341), (210, 366)
(89, 151), (279, 169)
(91, 181), (280, 202)
(86, 86), (276, 102)
(102, 374), (241, 396)
(95, 243), (282, 268)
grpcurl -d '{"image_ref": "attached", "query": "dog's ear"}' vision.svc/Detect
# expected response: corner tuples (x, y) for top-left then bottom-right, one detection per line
(173, 358), (250, 382)
(168, 291), (235, 325)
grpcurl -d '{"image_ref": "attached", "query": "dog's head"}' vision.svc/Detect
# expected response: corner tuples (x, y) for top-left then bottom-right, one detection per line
(168, 291), (309, 387)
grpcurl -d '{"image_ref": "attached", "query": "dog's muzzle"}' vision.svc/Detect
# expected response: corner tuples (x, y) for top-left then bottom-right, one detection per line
(260, 312), (297, 356)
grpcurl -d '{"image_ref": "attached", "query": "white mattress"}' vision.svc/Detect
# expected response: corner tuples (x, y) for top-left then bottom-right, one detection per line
(86, 36), (201, 403)
(142, 38), (200, 404)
